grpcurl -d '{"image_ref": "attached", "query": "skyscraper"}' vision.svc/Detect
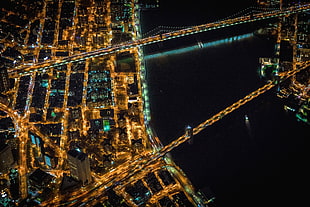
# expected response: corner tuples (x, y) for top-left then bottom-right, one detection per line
(0, 67), (10, 93)
(257, 0), (280, 7)
(0, 144), (14, 173)
(67, 149), (92, 185)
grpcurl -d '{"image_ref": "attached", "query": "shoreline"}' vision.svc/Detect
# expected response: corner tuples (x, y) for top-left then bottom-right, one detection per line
(134, 4), (208, 206)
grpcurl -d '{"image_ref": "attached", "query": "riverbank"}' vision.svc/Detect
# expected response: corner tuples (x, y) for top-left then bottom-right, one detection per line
(141, 4), (310, 207)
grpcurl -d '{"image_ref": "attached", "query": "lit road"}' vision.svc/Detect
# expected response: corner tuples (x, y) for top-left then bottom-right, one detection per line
(0, 102), (28, 198)
(2, 1), (310, 206)
(156, 60), (310, 158)
(8, 3), (310, 77)
(41, 60), (310, 206)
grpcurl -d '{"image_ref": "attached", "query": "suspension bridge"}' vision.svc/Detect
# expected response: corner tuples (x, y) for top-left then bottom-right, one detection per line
(2, 58), (309, 206)
(3, 2), (310, 206)
(51, 59), (310, 206)
(8, 3), (310, 77)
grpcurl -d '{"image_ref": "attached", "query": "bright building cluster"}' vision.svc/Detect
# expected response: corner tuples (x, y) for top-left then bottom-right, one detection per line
(0, 0), (309, 206)
(0, 0), (206, 206)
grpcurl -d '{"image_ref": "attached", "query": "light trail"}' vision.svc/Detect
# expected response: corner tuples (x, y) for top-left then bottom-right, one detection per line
(50, 61), (310, 207)
(144, 33), (253, 60)
(8, 3), (310, 77)
(6, 3), (309, 205)
(0, 102), (28, 198)
(156, 61), (310, 157)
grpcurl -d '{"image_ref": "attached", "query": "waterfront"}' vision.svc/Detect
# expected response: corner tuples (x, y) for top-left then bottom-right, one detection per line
(142, 3), (310, 207)
(1, 0), (207, 206)
(0, 0), (309, 206)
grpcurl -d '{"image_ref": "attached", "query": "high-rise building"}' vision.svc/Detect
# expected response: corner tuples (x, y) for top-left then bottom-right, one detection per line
(29, 168), (54, 190)
(138, 0), (159, 9)
(257, 0), (280, 7)
(0, 67), (10, 93)
(67, 149), (91, 185)
(0, 144), (14, 173)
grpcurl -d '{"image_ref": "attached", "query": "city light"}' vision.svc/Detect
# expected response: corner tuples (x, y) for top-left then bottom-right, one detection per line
(0, 0), (309, 206)
(144, 33), (253, 60)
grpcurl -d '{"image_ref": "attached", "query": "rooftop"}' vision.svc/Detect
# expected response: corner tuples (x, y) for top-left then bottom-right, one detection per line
(68, 148), (87, 161)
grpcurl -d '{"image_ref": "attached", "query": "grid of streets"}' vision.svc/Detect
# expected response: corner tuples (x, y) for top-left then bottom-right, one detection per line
(2, 0), (309, 206)
(0, 0), (204, 206)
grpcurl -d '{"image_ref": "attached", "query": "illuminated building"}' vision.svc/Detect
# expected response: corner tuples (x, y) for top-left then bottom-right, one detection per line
(67, 148), (92, 185)
(111, 0), (133, 23)
(0, 144), (14, 173)
(29, 168), (54, 190)
(60, 174), (81, 194)
(43, 147), (58, 169)
(259, 58), (280, 81)
(0, 67), (10, 93)
(296, 99), (310, 124)
(257, 0), (280, 7)
(8, 168), (19, 200)
(273, 1), (310, 124)
(0, 0), (308, 205)
(138, 0), (159, 9)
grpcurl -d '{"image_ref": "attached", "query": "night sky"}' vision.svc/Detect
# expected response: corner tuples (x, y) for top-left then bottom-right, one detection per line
(141, 1), (310, 207)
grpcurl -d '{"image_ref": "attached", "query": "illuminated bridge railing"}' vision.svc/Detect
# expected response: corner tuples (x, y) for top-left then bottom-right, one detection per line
(59, 61), (310, 206)
(154, 60), (310, 158)
(9, 3), (310, 77)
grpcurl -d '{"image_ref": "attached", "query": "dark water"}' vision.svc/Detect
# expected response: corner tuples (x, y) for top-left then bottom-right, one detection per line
(141, 2), (310, 207)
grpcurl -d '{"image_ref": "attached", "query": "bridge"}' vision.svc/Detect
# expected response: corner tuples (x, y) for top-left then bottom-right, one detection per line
(2, 1), (310, 206)
(8, 3), (310, 77)
(36, 59), (310, 206)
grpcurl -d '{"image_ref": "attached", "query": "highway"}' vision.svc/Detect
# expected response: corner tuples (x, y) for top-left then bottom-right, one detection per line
(156, 60), (310, 158)
(0, 102), (28, 198)
(2, 1), (310, 206)
(8, 3), (310, 77)
(55, 61), (310, 205)
(38, 60), (310, 206)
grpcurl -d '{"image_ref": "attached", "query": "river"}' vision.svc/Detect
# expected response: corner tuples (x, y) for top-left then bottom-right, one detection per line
(141, 2), (310, 207)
